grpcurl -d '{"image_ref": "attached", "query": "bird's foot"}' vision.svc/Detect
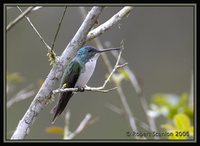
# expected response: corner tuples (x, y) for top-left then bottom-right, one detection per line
(77, 87), (85, 92)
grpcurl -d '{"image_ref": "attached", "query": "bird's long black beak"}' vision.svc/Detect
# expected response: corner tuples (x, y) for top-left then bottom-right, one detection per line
(97, 48), (121, 53)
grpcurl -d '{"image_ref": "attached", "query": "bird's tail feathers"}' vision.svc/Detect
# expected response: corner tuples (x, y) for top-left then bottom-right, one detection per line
(51, 92), (73, 124)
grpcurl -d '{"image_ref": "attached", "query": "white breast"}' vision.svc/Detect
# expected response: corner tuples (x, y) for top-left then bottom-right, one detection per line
(75, 56), (98, 88)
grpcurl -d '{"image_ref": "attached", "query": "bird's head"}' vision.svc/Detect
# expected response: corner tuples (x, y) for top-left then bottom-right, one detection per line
(77, 46), (121, 63)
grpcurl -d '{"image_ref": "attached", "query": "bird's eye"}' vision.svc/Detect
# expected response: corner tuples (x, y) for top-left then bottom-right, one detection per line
(88, 49), (92, 52)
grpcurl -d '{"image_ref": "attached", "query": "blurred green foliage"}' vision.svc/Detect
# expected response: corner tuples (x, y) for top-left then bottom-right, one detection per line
(150, 93), (193, 120)
(162, 113), (193, 139)
(7, 72), (24, 84)
(112, 69), (129, 85)
(149, 93), (193, 140)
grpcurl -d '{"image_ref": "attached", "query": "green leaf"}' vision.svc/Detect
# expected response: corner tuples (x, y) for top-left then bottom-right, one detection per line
(174, 113), (191, 130)
(168, 132), (187, 140)
(152, 94), (173, 108)
(184, 107), (193, 119)
(161, 113), (193, 139)
(151, 93), (193, 120)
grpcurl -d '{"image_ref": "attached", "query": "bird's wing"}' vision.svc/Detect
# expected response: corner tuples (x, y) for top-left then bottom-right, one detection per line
(52, 60), (82, 123)
(60, 59), (82, 88)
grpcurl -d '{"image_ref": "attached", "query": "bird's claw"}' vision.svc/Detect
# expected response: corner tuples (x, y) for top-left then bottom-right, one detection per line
(77, 87), (85, 92)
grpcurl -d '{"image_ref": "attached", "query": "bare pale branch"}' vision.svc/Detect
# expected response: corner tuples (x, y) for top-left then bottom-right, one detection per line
(105, 103), (124, 115)
(86, 7), (133, 41)
(63, 111), (71, 139)
(7, 88), (35, 108)
(66, 113), (92, 139)
(6, 6), (34, 31)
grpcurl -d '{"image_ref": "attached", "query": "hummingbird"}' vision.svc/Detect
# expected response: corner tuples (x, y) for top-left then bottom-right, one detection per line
(51, 46), (121, 123)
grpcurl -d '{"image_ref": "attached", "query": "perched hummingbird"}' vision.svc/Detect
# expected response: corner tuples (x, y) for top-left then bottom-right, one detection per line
(51, 46), (121, 123)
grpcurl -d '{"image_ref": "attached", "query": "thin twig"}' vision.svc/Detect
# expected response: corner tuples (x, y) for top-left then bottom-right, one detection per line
(6, 6), (34, 31)
(105, 103), (124, 115)
(105, 103), (151, 132)
(63, 112), (95, 139)
(63, 111), (71, 139)
(7, 85), (35, 108)
(32, 6), (42, 12)
(109, 45), (158, 138)
(51, 6), (67, 50)
(118, 86), (138, 133)
(17, 6), (51, 51)
(86, 6), (133, 41)
(97, 40), (138, 133)
(53, 86), (118, 94)
(109, 49), (142, 95)
(17, 6), (56, 65)
(66, 113), (92, 139)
